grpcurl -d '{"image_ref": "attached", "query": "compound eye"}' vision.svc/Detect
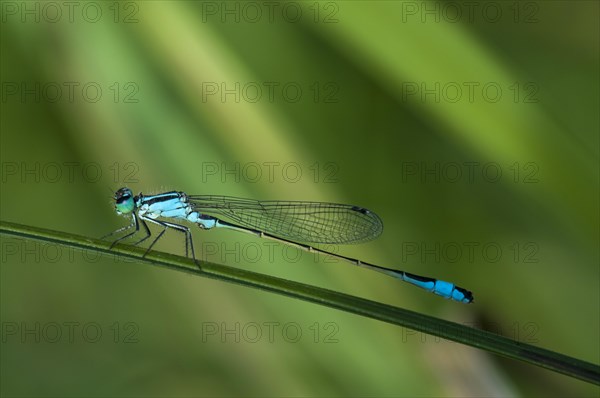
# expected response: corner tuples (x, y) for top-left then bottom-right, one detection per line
(114, 188), (135, 214)
(116, 193), (131, 204)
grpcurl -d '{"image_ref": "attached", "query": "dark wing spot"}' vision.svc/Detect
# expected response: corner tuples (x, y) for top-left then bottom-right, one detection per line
(351, 206), (369, 214)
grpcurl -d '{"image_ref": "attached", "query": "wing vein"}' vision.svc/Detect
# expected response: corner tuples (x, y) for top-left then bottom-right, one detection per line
(188, 195), (383, 244)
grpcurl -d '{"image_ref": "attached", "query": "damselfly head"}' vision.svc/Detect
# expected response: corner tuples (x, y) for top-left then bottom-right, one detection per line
(114, 187), (135, 215)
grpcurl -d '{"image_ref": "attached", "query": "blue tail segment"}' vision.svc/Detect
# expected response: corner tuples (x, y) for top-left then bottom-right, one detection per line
(401, 272), (474, 303)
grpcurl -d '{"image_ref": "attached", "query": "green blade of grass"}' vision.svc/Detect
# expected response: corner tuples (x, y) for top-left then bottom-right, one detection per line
(1, 220), (598, 385)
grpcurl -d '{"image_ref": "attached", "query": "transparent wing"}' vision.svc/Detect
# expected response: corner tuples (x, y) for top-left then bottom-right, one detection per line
(188, 195), (383, 244)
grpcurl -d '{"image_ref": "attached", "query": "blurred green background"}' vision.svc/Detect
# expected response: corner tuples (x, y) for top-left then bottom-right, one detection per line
(1, 1), (598, 396)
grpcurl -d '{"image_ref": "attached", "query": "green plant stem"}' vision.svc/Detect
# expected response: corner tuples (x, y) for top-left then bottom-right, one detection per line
(1, 220), (598, 385)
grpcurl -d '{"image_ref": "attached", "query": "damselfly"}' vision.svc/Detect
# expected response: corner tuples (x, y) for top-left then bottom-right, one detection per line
(102, 187), (473, 303)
